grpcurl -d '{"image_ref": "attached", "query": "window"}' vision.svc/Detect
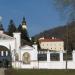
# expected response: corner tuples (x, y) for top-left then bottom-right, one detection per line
(4, 51), (6, 56)
(38, 54), (47, 61)
(50, 53), (60, 61)
(15, 53), (19, 61)
(0, 51), (1, 56)
(22, 52), (30, 64)
(8, 51), (10, 56)
(63, 52), (72, 61)
(51, 48), (52, 50)
(59, 43), (61, 46)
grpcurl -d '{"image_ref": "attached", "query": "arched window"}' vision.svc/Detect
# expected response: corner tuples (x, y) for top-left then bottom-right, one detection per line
(22, 52), (30, 64)
(15, 53), (19, 61)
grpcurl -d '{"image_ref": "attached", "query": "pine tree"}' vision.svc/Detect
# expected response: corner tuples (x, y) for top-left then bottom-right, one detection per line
(0, 23), (4, 31)
(18, 24), (22, 32)
(8, 19), (16, 36)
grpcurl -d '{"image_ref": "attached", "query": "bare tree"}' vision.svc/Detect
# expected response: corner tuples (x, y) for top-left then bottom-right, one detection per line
(53, 0), (75, 70)
(53, 0), (75, 21)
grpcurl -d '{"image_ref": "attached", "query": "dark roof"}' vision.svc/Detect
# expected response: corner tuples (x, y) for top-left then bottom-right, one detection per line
(21, 39), (33, 46)
(3, 32), (33, 46)
(38, 49), (61, 52)
(39, 38), (63, 42)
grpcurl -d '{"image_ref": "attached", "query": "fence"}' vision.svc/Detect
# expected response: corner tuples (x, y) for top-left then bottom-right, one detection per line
(12, 50), (75, 69)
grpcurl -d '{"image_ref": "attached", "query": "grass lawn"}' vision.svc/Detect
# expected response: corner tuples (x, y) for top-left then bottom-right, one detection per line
(5, 69), (75, 75)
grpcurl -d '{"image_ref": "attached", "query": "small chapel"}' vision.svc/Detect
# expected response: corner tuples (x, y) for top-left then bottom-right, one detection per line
(0, 18), (38, 68)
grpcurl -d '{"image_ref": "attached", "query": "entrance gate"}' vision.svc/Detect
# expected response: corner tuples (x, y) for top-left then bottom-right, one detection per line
(0, 45), (12, 68)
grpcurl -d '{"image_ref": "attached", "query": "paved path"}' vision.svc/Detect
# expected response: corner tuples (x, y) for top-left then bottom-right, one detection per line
(0, 68), (5, 75)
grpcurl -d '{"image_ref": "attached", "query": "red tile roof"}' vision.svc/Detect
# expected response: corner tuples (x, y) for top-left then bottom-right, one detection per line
(39, 38), (63, 42)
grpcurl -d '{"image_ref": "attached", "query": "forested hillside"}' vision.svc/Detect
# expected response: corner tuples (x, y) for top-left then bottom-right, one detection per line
(33, 21), (75, 51)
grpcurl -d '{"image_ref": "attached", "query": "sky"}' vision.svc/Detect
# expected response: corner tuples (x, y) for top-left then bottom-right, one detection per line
(0, 0), (67, 36)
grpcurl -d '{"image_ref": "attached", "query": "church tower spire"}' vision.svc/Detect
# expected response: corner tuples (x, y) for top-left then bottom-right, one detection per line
(22, 17), (27, 29)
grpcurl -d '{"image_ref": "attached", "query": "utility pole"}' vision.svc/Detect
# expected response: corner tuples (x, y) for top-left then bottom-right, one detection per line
(66, 23), (69, 70)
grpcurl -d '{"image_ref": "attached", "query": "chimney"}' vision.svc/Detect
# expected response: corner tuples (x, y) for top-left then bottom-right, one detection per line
(52, 37), (55, 39)
(13, 32), (21, 50)
(0, 30), (3, 34)
(39, 37), (44, 40)
(33, 43), (37, 51)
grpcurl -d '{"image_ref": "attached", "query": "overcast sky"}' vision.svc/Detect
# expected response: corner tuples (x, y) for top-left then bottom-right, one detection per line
(0, 0), (67, 36)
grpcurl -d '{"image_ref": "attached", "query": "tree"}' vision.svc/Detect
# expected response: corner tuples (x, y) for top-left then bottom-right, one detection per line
(18, 24), (22, 32)
(53, 0), (75, 21)
(0, 23), (4, 31)
(53, 0), (75, 50)
(7, 19), (16, 36)
(53, 0), (75, 70)
(0, 18), (4, 31)
(21, 28), (29, 41)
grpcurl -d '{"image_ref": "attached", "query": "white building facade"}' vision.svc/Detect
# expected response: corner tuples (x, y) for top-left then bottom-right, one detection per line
(39, 37), (64, 51)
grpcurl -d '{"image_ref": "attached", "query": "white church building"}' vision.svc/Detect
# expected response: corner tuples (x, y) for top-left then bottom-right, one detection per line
(0, 29), (38, 69)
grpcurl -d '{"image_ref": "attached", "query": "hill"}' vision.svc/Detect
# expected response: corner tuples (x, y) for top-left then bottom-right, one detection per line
(33, 21), (75, 51)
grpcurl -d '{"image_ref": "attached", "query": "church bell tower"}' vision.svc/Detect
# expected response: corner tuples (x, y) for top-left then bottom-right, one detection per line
(22, 17), (27, 30)
(20, 17), (29, 41)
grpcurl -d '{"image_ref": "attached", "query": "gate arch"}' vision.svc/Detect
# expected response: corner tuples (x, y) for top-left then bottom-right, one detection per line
(0, 45), (12, 68)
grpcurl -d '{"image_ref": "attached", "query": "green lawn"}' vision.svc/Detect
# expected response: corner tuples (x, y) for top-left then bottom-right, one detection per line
(5, 69), (75, 75)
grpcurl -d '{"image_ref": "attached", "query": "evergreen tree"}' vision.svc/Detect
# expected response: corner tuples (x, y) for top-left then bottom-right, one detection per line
(0, 18), (4, 31)
(0, 23), (4, 31)
(53, 0), (75, 21)
(7, 19), (16, 36)
(18, 24), (22, 32)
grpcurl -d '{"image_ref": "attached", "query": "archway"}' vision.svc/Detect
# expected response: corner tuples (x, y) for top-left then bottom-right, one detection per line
(0, 45), (12, 68)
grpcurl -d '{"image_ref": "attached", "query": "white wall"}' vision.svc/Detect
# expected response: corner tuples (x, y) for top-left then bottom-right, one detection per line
(0, 39), (15, 50)
(12, 50), (65, 69)
(12, 61), (66, 69)
(13, 33), (21, 50)
(9, 35), (75, 70)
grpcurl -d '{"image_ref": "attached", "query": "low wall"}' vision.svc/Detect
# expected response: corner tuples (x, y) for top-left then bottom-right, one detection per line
(67, 61), (75, 69)
(12, 50), (75, 69)
(12, 61), (66, 69)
